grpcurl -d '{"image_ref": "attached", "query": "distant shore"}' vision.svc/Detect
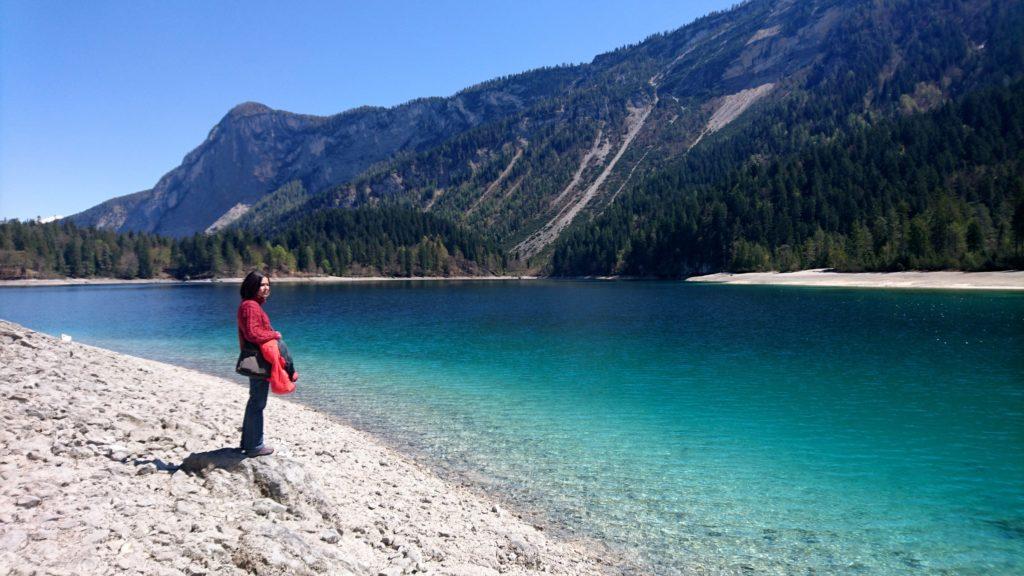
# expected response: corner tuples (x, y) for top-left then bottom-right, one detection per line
(0, 318), (622, 575)
(0, 275), (539, 288)
(686, 269), (1024, 290)
(4, 270), (1024, 290)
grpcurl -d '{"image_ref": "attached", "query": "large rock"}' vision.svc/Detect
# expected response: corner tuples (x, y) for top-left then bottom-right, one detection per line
(181, 451), (335, 524)
(232, 523), (362, 576)
(245, 457), (335, 522)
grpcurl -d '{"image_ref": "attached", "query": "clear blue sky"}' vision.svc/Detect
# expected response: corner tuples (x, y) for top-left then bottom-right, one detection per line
(0, 0), (733, 221)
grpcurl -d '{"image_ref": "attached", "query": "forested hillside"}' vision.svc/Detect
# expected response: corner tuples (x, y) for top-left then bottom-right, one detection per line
(551, 82), (1024, 275)
(0, 206), (505, 279)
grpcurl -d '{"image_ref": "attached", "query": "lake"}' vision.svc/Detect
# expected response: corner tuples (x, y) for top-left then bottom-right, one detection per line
(2, 280), (1022, 574)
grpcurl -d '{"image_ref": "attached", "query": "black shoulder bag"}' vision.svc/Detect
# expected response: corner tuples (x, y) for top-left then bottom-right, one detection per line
(235, 338), (295, 379)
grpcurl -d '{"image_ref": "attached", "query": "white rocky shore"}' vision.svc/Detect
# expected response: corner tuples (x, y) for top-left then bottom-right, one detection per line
(0, 320), (625, 576)
(686, 268), (1024, 290)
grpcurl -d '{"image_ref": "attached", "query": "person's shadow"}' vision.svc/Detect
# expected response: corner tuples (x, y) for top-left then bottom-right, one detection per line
(133, 447), (250, 475)
(132, 457), (178, 473)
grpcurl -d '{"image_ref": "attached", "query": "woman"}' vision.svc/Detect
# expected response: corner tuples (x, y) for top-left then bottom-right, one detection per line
(237, 271), (287, 457)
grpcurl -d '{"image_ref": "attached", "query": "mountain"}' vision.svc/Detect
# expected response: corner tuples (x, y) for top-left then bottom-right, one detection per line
(68, 0), (1024, 276)
(70, 69), (579, 238)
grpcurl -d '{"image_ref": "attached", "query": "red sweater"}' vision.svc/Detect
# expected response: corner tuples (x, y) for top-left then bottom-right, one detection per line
(237, 298), (281, 350)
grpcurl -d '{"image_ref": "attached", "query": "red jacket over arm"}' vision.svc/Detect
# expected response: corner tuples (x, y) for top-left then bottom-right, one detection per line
(237, 299), (281, 349)
(260, 339), (295, 394)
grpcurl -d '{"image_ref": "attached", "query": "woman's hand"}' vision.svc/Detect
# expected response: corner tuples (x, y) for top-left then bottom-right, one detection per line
(290, 371), (299, 383)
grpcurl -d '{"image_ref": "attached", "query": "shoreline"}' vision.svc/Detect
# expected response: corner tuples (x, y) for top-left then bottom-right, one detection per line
(3, 269), (1024, 290)
(0, 319), (627, 575)
(685, 268), (1024, 290)
(0, 275), (540, 288)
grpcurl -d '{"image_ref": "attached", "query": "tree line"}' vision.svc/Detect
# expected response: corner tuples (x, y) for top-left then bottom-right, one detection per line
(0, 205), (506, 280)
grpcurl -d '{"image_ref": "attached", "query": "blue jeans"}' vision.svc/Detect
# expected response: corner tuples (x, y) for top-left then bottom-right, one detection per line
(240, 377), (269, 451)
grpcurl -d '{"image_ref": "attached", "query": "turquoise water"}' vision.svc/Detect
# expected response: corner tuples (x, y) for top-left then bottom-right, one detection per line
(2, 281), (1022, 574)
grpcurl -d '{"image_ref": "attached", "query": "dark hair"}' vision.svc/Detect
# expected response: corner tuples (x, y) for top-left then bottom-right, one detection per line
(240, 271), (267, 300)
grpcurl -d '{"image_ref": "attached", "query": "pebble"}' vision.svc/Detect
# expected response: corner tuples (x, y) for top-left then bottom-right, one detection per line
(136, 463), (158, 475)
(252, 499), (287, 517)
(319, 529), (341, 544)
(174, 500), (199, 516)
(0, 529), (28, 550)
(15, 495), (41, 508)
(150, 548), (177, 562)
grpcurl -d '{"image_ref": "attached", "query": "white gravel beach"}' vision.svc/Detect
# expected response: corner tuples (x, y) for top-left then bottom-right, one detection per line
(685, 269), (1024, 290)
(0, 319), (623, 575)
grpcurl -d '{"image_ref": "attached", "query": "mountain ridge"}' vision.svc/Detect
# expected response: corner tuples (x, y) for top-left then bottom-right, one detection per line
(65, 0), (1024, 276)
(70, 64), (583, 237)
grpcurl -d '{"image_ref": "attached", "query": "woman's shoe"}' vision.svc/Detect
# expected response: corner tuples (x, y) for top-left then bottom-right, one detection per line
(244, 445), (275, 457)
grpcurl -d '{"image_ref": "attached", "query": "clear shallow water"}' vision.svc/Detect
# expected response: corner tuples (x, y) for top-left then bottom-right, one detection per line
(2, 281), (1022, 574)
